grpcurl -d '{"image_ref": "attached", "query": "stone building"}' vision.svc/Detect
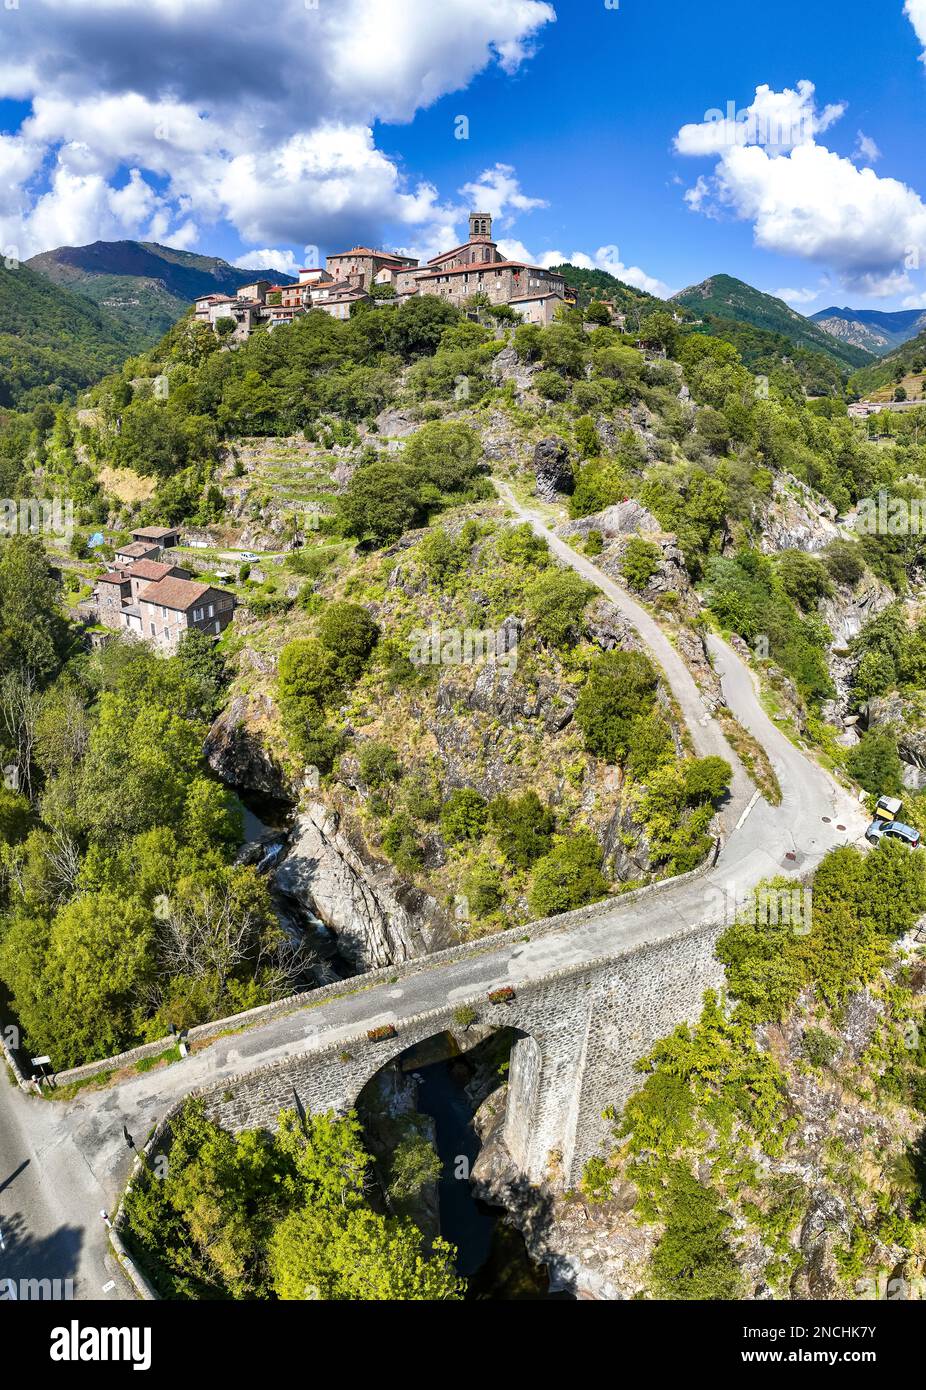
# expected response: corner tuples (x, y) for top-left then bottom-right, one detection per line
(94, 559), (192, 631)
(136, 576), (236, 650)
(392, 213), (567, 311)
(325, 245), (418, 291)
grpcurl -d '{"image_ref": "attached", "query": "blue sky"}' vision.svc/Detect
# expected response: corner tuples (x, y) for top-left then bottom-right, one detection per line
(2, 0), (926, 310)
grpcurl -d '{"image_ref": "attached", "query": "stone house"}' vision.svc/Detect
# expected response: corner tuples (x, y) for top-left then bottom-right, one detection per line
(114, 539), (162, 567)
(509, 290), (563, 326)
(325, 245), (418, 291)
(130, 525), (181, 548)
(94, 560), (192, 631)
(136, 576), (236, 650)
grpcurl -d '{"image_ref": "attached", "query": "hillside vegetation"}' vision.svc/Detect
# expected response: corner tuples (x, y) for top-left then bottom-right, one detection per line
(673, 274), (874, 372)
(0, 261), (136, 408)
(26, 239), (294, 345)
(2, 282), (926, 1300)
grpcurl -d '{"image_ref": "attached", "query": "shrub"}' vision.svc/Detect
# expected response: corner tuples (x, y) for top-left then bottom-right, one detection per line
(461, 859), (504, 917)
(574, 415), (600, 458)
(584, 529), (604, 556)
(318, 602), (379, 682)
(278, 638), (342, 721)
(580, 1156), (614, 1203)
(336, 460), (426, 546)
(494, 523), (549, 568)
(823, 539), (865, 588)
(357, 741), (402, 789)
(528, 833), (609, 917)
(526, 568), (594, 648)
(535, 369), (570, 402)
(845, 729), (903, 796)
(439, 788), (489, 845)
(800, 1027), (841, 1069)
(569, 461), (627, 519)
(682, 756), (732, 803)
(621, 537), (662, 592)
(624, 712), (673, 777)
(381, 812), (423, 874)
(402, 421), (482, 493)
(0, 787), (32, 843)
(488, 790), (555, 868)
(575, 650), (660, 764)
(775, 551), (833, 610)
(648, 1167), (743, 1301)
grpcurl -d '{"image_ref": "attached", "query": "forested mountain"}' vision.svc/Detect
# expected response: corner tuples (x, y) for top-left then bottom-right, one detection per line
(0, 260), (137, 409)
(812, 304), (926, 357)
(849, 327), (926, 397)
(26, 240), (295, 344)
(673, 274), (874, 371)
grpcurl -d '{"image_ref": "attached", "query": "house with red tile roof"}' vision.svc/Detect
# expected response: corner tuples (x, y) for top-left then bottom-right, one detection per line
(136, 576), (235, 649)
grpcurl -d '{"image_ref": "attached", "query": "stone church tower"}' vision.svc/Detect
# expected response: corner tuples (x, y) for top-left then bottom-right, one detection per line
(469, 212), (493, 241)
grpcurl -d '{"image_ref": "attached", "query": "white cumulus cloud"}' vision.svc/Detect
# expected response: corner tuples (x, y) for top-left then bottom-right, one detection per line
(676, 81), (926, 297)
(497, 238), (669, 297)
(0, 0), (557, 258)
(906, 0), (926, 58)
(772, 287), (820, 306)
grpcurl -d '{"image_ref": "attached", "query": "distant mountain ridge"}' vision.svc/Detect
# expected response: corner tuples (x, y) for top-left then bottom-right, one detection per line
(25, 240), (296, 344)
(810, 305), (926, 357)
(671, 274), (874, 371)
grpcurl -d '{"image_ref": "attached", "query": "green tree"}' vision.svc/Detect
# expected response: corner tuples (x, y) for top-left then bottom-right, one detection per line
(528, 832), (609, 916)
(439, 788), (489, 845)
(621, 537), (662, 592)
(526, 568), (593, 647)
(336, 461), (425, 547)
(648, 1167), (743, 1300)
(0, 536), (68, 682)
(846, 729), (903, 796)
(575, 650), (660, 764)
(488, 790), (555, 868)
(318, 601), (379, 682)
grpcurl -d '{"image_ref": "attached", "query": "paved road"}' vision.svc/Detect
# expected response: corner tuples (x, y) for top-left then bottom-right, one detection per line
(0, 1074), (129, 1302)
(0, 487), (868, 1301)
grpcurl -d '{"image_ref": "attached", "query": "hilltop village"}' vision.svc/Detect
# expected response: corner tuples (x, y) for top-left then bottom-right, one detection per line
(194, 213), (577, 339)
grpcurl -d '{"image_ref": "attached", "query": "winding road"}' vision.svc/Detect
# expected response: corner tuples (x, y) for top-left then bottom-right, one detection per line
(0, 486), (868, 1302)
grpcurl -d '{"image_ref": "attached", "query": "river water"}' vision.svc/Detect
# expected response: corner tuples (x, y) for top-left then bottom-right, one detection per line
(413, 1056), (566, 1299)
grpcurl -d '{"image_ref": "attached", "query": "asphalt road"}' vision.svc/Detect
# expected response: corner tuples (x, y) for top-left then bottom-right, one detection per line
(0, 486), (868, 1302)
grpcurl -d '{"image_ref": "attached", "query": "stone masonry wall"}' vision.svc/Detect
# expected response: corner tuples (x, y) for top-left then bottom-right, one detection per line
(177, 918), (727, 1188)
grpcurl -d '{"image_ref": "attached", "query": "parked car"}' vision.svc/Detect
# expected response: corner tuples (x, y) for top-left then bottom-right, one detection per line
(865, 819), (921, 849)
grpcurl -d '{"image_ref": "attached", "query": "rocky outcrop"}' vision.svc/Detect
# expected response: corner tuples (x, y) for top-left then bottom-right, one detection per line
(564, 498), (660, 538)
(491, 344), (537, 399)
(374, 406), (419, 438)
(868, 692), (926, 769)
(819, 575), (894, 649)
(275, 802), (455, 970)
(758, 474), (841, 554)
(791, 1190), (852, 1301)
(533, 436), (574, 500)
(471, 1090), (653, 1299)
(204, 694), (290, 801)
(435, 643), (578, 741)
